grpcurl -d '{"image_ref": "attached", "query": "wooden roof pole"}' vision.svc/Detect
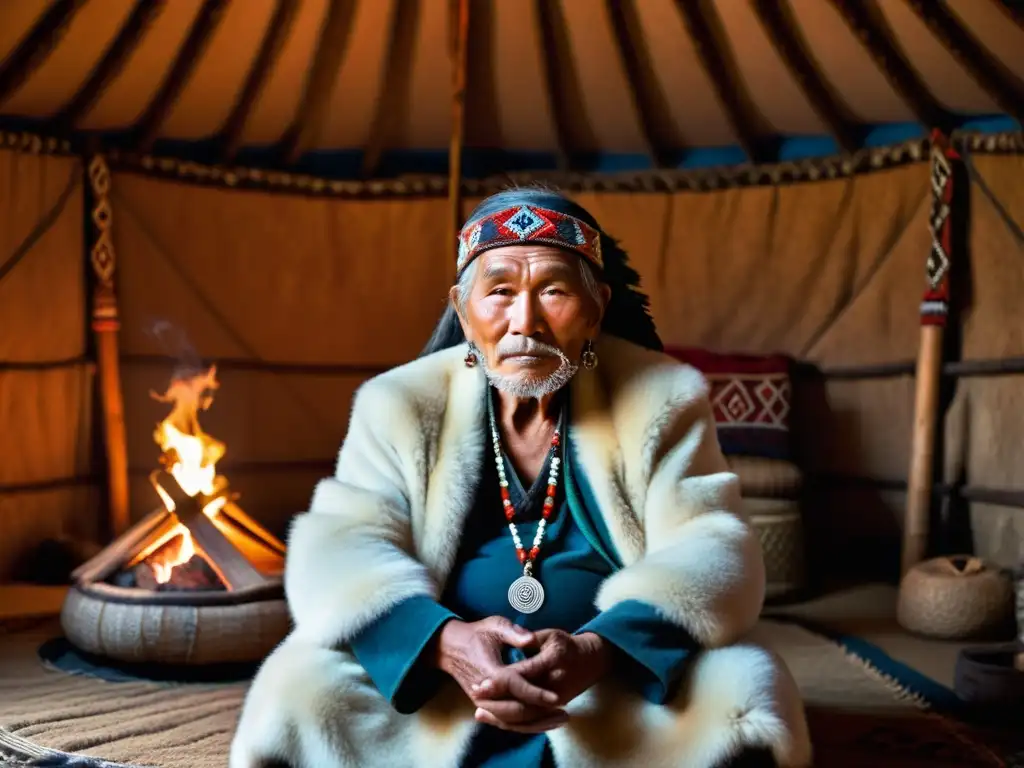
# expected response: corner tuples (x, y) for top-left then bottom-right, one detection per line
(672, 0), (775, 164)
(0, 0), (87, 106)
(51, 0), (167, 134)
(86, 155), (130, 538)
(217, 0), (300, 164)
(133, 0), (228, 156)
(448, 0), (470, 250)
(751, 0), (861, 154)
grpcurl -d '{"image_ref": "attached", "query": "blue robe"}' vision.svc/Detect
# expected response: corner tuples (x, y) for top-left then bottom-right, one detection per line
(350, 392), (700, 766)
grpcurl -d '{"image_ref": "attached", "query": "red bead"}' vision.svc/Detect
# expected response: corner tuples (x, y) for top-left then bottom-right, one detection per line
(546, 484), (556, 497)
(529, 546), (540, 559)
(500, 487), (510, 501)
(551, 434), (560, 446)
(517, 548), (527, 563)
(542, 507), (552, 519)
(505, 507), (515, 521)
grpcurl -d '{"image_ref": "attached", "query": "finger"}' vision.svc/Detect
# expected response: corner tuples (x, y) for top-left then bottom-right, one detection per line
(476, 668), (559, 706)
(473, 698), (561, 724)
(474, 707), (569, 733)
(504, 670), (561, 706)
(487, 617), (536, 648)
(506, 640), (569, 679)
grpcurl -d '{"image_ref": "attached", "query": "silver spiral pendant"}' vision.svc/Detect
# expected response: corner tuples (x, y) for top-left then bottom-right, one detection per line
(508, 575), (545, 614)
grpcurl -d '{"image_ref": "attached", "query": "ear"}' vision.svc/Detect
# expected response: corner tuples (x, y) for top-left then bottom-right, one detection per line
(449, 284), (471, 337)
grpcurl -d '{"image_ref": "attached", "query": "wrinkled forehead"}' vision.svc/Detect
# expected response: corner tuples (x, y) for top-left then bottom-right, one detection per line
(473, 245), (583, 282)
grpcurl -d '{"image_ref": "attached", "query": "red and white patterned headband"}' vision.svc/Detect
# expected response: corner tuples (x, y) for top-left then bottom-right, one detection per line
(457, 204), (603, 273)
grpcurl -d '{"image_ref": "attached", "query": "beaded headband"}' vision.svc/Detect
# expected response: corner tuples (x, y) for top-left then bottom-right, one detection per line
(457, 204), (603, 273)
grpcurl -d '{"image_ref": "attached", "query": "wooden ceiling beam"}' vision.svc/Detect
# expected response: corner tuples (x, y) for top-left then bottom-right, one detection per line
(903, 0), (1024, 124)
(673, 0), (776, 164)
(361, 0), (420, 179)
(0, 0), (88, 106)
(826, 0), (954, 131)
(51, 0), (167, 133)
(132, 0), (229, 155)
(604, 0), (681, 168)
(990, 0), (1024, 31)
(276, 0), (359, 167)
(752, 0), (862, 154)
(216, 0), (300, 164)
(534, 0), (586, 172)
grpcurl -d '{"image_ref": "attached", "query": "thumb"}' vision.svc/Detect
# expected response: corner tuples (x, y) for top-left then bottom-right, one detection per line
(490, 618), (535, 647)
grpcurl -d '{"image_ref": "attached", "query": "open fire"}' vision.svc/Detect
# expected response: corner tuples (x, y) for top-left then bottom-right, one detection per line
(82, 364), (286, 593)
(63, 361), (290, 666)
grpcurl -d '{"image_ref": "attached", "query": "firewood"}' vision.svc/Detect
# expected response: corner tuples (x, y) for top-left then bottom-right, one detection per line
(72, 508), (170, 584)
(153, 470), (266, 591)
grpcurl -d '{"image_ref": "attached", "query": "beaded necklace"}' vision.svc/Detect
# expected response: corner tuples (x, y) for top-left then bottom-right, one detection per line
(487, 394), (561, 614)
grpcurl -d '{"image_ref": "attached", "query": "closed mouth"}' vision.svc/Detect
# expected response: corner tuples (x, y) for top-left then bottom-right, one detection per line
(503, 354), (549, 362)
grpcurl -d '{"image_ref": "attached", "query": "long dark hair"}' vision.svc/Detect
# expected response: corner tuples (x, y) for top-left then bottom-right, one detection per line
(420, 186), (662, 356)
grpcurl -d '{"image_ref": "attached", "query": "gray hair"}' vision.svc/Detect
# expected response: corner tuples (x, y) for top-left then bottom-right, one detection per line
(455, 255), (604, 314)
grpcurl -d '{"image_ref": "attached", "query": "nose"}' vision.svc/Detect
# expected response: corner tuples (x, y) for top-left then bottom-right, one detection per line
(507, 291), (544, 337)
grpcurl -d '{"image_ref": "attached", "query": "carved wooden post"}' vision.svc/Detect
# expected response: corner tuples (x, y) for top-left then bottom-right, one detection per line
(87, 155), (130, 537)
(902, 129), (958, 576)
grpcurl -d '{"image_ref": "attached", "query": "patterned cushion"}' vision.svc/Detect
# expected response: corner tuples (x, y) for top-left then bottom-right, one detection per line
(665, 347), (792, 460)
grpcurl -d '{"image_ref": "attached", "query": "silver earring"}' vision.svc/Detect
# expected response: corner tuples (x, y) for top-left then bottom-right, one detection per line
(464, 341), (479, 368)
(581, 339), (598, 370)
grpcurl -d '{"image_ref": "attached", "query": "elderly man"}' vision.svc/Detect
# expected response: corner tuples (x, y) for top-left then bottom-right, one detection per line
(230, 188), (811, 768)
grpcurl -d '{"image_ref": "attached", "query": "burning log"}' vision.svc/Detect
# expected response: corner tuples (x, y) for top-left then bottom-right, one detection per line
(151, 469), (266, 592)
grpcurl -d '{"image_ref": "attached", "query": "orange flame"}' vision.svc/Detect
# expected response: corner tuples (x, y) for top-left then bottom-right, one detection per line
(149, 527), (195, 583)
(144, 366), (226, 583)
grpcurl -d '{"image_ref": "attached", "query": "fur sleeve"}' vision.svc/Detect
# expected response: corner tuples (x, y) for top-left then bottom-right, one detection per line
(595, 370), (765, 648)
(283, 381), (438, 648)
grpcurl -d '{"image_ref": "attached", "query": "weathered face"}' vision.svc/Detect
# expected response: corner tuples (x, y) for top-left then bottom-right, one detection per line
(453, 245), (609, 398)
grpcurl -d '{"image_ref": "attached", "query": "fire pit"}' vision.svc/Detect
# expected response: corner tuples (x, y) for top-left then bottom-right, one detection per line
(60, 365), (291, 665)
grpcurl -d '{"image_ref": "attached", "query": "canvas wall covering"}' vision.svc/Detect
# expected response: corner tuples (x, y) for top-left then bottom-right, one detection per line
(0, 150), (1020, 580)
(0, 150), (95, 580)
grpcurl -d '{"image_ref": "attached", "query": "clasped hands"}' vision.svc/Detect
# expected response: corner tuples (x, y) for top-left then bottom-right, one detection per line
(434, 616), (612, 733)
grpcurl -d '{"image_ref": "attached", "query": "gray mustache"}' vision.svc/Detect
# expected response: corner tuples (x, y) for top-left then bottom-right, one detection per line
(496, 337), (563, 359)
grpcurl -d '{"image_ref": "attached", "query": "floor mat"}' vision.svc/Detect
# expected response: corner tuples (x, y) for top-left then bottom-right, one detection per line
(0, 617), (1014, 767)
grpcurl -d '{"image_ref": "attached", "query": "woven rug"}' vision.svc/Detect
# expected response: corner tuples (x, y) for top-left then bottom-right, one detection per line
(0, 617), (1014, 767)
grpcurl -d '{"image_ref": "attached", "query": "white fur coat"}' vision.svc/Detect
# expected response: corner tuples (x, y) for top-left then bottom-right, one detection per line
(230, 336), (812, 768)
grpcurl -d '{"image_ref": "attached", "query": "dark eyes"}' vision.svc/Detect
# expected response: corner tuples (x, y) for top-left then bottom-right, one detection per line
(488, 287), (568, 297)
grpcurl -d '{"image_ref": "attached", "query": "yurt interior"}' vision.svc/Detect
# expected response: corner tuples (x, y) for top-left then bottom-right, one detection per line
(1, 0), (1023, 765)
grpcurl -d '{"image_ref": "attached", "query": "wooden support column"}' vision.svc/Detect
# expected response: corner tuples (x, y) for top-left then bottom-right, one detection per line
(902, 130), (959, 576)
(87, 155), (130, 538)
(448, 0), (470, 243)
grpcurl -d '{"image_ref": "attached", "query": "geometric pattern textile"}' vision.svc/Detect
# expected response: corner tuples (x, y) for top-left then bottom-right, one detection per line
(457, 204), (603, 273)
(665, 347), (793, 460)
(921, 129), (959, 327)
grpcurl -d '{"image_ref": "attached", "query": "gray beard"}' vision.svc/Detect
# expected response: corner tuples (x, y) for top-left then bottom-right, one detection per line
(480, 353), (579, 399)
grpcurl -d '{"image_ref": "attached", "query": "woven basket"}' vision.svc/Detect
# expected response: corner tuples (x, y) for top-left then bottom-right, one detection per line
(745, 497), (805, 600)
(897, 556), (1016, 640)
(61, 583), (291, 665)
